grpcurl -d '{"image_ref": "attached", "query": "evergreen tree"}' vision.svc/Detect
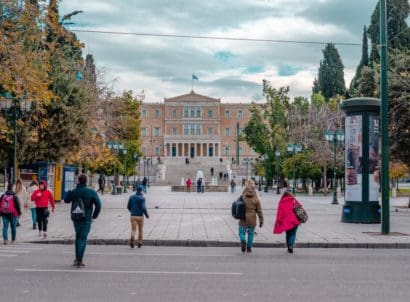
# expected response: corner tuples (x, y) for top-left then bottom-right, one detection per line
(368, 0), (410, 64)
(350, 26), (369, 95)
(312, 43), (346, 100)
(356, 66), (378, 97)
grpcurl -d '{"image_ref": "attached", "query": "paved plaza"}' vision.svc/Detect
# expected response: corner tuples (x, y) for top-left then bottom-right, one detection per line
(11, 186), (410, 247)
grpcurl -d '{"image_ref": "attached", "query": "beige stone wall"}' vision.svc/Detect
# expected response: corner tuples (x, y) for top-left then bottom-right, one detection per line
(140, 93), (255, 158)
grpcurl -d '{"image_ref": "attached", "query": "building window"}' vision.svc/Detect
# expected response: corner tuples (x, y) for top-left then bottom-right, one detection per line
(238, 128), (243, 135)
(153, 127), (160, 136)
(155, 109), (160, 117)
(141, 127), (147, 136)
(225, 128), (231, 136)
(172, 127), (177, 135)
(184, 107), (189, 117)
(184, 123), (201, 135)
(172, 110), (177, 118)
(208, 128), (213, 135)
(141, 146), (146, 155)
(155, 147), (160, 156)
(142, 109), (147, 117)
(207, 110), (213, 118)
(184, 124), (189, 135)
(196, 108), (201, 117)
(239, 146), (243, 156)
(184, 106), (201, 118)
(224, 110), (230, 118)
(238, 110), (243, 118)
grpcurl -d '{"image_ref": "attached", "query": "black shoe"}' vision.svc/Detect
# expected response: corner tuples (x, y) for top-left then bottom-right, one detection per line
(130, 238), (135, 249)
(33, 224), (37, 230)
(240, 240), (246, 253)
(246, 247), (252, 253)
(137, 243), (142, 248)
(73, 260), (78, 266)
(16, 223), (21, 227)
(76, 262), (85, 268)
(287, 246), (294, 254)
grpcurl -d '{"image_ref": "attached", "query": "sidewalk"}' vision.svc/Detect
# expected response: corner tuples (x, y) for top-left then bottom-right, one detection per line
(12, 186), (410, 248)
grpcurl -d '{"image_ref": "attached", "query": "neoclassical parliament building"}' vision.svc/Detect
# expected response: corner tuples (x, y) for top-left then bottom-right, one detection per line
(140, 91), (255, 159)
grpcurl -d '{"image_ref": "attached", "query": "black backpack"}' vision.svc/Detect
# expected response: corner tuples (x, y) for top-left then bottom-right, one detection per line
(71, 197), (86, 221)
(231, 196), (245, 220)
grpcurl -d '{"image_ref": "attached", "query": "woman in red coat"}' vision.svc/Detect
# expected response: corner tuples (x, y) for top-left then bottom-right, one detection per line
(31, 180), (55, 239)
(273, 184), (302, 253)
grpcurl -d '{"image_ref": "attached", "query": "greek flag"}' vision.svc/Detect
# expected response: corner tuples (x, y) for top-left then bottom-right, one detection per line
(192, 74), (198, 80)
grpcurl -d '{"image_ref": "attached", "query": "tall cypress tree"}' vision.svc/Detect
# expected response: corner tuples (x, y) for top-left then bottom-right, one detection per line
(312, 43), (346, 100)
(350, 26), (369, 95)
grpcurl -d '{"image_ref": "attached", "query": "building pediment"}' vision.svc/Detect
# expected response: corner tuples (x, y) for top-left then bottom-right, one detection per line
(165, 91), (220, 103)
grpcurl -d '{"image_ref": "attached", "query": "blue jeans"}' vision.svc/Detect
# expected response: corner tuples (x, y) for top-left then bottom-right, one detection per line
(2, 215), (17, 241)
(73, 219), (92, 262)
(30, 208), (37, 225)
(239, 226), (255, 248)
(285, 226), (298, 248)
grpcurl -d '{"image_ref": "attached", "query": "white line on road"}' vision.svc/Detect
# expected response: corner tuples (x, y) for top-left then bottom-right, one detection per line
(0, 254), (17, 257)
(0, 250), (31, 254)
(62, 251), (237, 257)
(16, 268), (243, 276)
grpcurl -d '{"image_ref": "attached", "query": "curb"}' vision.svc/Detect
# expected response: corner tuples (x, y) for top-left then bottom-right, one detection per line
(27, 239), (410, 249)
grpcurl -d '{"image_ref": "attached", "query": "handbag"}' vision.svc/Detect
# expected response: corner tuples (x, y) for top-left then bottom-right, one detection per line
(293, 199), (308, 223)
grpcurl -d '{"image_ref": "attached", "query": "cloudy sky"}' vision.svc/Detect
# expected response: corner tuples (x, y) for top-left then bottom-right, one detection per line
(60, 0), (379, 103)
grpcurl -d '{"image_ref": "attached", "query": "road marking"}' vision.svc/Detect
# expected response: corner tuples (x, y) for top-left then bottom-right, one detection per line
(0, 246), (42, 250)
(16, 268), (243, 276)
(62, 251), (236, 257)
(0, 254), (17, 257)
(0, 250), (31, 254)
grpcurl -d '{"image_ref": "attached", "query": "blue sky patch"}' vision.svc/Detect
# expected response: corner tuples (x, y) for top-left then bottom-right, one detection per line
(245, 65), (264, 74)
(214, 51), (235, 62)
(278, 65), (302, 77)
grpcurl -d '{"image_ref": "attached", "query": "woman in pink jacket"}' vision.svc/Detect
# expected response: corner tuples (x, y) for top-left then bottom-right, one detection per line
(273, 183), (302, 254)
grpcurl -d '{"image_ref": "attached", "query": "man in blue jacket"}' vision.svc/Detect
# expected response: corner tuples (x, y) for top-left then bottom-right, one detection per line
(127, 185), (149, 248)
(64, 174), (102, 268)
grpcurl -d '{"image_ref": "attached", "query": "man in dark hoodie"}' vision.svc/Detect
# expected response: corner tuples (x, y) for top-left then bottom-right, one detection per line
(0, 184), (22, 244)
(127, 185), (149, 248)
(64, 174), (102, 268)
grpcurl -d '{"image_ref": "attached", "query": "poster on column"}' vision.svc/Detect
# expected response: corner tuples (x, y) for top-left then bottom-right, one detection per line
(368, 115), (380, 201)
(345, 115), (363, 201)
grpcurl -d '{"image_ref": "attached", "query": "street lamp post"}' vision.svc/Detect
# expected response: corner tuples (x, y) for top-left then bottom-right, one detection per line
(122, 148), (128, 193)
(243, 158), (252, 181)
(133, 153), (139, 189)
(287, 144), (302, 194)
(325, 130), (345, 205)
(107, 141), (124, 195)
(0, 93), (31, 184)
(275, 150), (281, 194)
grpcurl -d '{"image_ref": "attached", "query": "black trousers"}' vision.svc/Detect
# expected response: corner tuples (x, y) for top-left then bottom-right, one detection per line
(36, 208), (49, 232)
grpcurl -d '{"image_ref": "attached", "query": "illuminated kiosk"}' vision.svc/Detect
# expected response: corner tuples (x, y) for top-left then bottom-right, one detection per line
(340, 98), (381, 223)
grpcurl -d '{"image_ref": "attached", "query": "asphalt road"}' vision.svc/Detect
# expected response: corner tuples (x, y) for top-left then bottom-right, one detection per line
(0, 244), (409, 302)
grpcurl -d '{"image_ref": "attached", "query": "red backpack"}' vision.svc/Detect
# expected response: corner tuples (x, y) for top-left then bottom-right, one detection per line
(0, 194), (16, 215)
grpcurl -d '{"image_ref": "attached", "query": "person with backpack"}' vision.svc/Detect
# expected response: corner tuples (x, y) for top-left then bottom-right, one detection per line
(127, 185), (149, 248)
(64, 174), (102, 268)
(31, 180), (55, 239)
(0, 184), (22, 244)
(273, 182), (303, 254)
(238, 180), (263, 253)
(27, 181), (38, 229)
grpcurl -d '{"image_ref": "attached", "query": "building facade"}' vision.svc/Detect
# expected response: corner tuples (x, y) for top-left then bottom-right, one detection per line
(140, 91), (255, 159)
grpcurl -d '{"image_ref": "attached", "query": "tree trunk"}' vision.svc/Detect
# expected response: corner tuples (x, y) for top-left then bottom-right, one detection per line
(323, 161), (328, 196)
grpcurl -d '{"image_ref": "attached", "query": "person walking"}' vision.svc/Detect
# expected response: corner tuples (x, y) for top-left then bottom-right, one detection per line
(230, 179), (236, 193)
(142, 176), (148, 193)
(196, 178), (202, 193)
(185, 178), (192, 193)
(31, 180), (55, 239)
(239, 180), (263, 253)
(127, 186), (149, 248)
(64, 174), (102, 268)
(210, 167), (214, 177)
(97, 174), (105, 195)
(28, 181), (38, 229)
(242, 178), (246, 187)
(273, 183), (302, 254)
(0, 184), (22, 244)
(14, 178), (27, 227)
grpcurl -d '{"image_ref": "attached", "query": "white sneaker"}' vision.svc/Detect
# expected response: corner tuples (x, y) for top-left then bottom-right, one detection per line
(39, 232), (43, 237)
(43, 233), (47, 239)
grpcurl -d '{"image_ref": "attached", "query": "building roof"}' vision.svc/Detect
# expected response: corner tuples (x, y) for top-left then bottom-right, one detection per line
(164, 90), (221, 103)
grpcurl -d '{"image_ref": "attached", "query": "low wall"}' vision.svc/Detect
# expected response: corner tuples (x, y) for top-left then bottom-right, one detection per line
(171, 185), (229, 192)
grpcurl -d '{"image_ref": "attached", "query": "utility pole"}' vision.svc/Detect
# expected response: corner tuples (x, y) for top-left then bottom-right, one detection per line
(380, 0), (390, 234)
